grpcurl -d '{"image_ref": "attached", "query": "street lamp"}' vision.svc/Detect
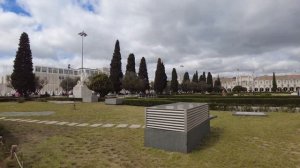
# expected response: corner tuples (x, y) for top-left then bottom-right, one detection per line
(78, 31), (87, 82)
(67, 64), (70, 96)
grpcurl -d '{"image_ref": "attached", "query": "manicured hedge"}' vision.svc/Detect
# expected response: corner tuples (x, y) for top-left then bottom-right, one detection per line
(123, 97), (300, 107)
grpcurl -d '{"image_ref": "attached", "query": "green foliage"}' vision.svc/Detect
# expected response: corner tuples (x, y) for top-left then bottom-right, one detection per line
(154, 58), (167, 94)
(86, 73), (112, 97)
(60, 77), (80, 92)
(126, 53), (136, 73)
(199, 72), (206, 82)
(170, 68), (179, 93)
(182, 72), (190, 83)
(11, 32), (35, 96)
(206, 72), (213, 92)
(109, 40), (123, 93)
(192, 71), (198, 83)
(123, 71), (143, 93)
(272, 72), (277, 92)
(138, 57), (150, 92)
(123, 99), (174, 106)
(214, 75), (222, 92)
(232, 85), (247, 93)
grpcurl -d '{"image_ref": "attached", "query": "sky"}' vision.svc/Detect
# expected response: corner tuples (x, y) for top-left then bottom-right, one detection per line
(0, 0), (300, 80)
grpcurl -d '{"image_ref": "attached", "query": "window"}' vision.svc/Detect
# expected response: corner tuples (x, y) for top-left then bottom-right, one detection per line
(59, 69), (63, 74)
(74, 71), (78, 75)
(48, 68), (53, 73)
(35, 66), (41, 72)
(53, 68), (58, 73)
(64, 69), (68, 74)
(42, 67), (47, 72)
(69, 70), (73, 75)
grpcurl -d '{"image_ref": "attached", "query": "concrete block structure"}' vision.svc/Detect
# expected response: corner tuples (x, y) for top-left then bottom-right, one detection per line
(144, 102), (210, 153)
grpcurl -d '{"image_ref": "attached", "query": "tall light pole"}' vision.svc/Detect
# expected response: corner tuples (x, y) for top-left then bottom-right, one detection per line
(78, 31), (87, 82)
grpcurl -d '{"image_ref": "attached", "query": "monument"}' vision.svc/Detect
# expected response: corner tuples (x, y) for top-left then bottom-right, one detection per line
(72, 30), (97, 102)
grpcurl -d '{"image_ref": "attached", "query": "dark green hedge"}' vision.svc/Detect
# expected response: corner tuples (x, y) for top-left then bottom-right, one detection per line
(123, 97), (300, 107)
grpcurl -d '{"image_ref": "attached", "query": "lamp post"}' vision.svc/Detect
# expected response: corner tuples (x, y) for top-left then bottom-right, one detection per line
(78, 31), (87, 83)
(67, 64), (70, 96)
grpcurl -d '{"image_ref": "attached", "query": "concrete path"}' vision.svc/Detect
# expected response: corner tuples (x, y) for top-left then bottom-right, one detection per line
(0, 117), (144, 129)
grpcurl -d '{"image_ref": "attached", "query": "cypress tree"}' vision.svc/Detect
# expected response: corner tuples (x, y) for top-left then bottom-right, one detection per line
(207, 72), (213, 92)
(181, 72), (190, 92)
(202, 72), (206, 82)
(138, 57), (150, 92)
(11, 32), (35, 96)
(213, 75), (222, 92)
(272, 72), (277, 92)
(126, 53), (136, 73)
(182, 72), (190, 83)
(192, 71), (199, 83)
(170, 68), (178, 93)
(109, 40), (123, 93)
(154, 58), (167, 94)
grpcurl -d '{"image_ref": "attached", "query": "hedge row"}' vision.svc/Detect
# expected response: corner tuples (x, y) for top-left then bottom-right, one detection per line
(123, 97), (300, 107)
(158, 95), (300, 99)
(0, 97), (82, 102)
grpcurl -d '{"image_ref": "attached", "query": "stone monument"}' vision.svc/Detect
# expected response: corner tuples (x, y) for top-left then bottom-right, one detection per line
(73, 69), (95, 102)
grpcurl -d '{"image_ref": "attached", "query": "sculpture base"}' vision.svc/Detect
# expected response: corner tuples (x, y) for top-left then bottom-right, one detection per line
(73, 84), (93, 102)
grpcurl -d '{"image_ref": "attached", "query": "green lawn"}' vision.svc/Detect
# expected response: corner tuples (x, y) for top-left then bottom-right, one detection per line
(0, 102), (299, 168)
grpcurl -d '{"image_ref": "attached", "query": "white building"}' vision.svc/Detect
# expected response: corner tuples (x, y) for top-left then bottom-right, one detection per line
(0, 66), (110, 95)
(221, 74), (300, 92)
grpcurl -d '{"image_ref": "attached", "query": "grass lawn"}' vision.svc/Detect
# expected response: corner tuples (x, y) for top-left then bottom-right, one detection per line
(0, 102), (299, 168)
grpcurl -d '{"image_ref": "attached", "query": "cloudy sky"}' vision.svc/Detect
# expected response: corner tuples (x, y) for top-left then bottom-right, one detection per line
(0, 0), (300, 80)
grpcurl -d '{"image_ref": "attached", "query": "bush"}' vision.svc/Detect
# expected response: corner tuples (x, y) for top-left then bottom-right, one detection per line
(123, 99), (174, 107)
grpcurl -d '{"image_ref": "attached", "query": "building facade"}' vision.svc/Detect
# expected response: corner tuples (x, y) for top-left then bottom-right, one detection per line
(0, 66), (110, 96)
(221, 74), (300, 92)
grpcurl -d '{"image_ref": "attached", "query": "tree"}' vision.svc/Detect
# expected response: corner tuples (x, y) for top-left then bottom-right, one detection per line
(86, 73), (112, 97)
(11, 32), (35, 97)
(34, 76), (48, 94)
(109, 40), (123, 93)
(192, 71), (199, 83)
(123, 71), (139, 93)
(272, 72), (277, 92)
(170, 68), (179, 93)
(181, 72), (190, 92)
(138, 57), (150, 93)
(232, 85), (247, 93)
(207, 72), (213, 92)
(154, 58), (167, 94)
(126, 53), (136, 73)
(213, 75), (222, 92)
(60, 77), (80, 93)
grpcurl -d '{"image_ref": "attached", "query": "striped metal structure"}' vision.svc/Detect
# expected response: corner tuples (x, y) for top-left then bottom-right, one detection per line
(145, 103), (209, 132)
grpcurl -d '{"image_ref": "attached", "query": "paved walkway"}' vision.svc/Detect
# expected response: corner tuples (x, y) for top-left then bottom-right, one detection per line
(0, 117), (144, 129)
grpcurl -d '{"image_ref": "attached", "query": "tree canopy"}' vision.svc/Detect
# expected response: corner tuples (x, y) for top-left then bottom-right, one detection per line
(11, 32), (35, 96)
(154, 58), (167, 94)
(109, 40), (123, 93)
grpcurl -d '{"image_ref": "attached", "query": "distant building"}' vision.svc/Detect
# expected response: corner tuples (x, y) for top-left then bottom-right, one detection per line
(0, 65), (110, 96)
(221, 74), (300, 92)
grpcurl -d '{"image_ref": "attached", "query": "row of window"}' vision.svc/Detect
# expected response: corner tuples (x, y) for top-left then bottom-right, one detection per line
(35, 67), (100, 75)
(225, 80), (300, 85)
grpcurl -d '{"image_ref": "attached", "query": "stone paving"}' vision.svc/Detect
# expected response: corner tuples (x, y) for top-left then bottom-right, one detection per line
(0, 117), (144, 129)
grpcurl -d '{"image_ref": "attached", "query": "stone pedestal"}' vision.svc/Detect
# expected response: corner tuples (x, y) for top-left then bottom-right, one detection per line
(73, 83), (93, 102)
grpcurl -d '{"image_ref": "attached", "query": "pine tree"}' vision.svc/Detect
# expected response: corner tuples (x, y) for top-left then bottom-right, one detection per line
(138, 57), (150, 92)
(11, 32), (35, 96)
(154, 58), (167, 94)
(181, 72), (190, 92)
(202, 72), (206, 82)
(213, 75), (222, 92)
(207, 72), (213, 92)
(192, 71), (198, 83)
(109, 40), (123, 93)
(170, 68), (178, 93)
(272, 72), (277, 92)
(126, 53), (136, 73)
(182, 72), (190, 83)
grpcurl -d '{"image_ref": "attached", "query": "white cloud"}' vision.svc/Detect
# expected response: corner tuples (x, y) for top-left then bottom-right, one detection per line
(0, 0), (300, 81)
